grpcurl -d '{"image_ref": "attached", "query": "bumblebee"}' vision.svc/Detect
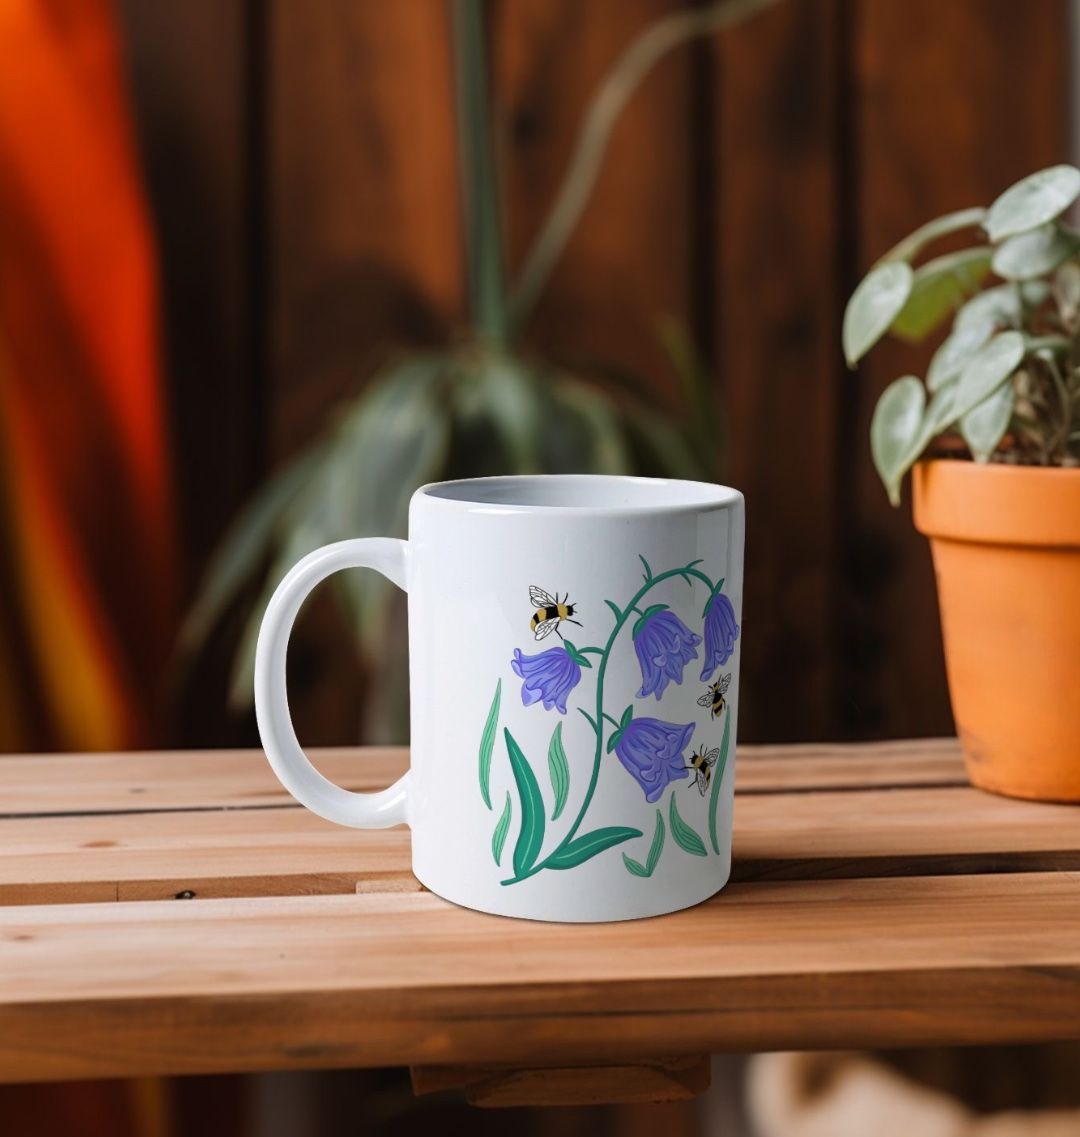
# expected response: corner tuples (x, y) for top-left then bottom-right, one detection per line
(687, 745), (720, 796)
(697, 673), (732, 719)
(529, 586), (582, 641)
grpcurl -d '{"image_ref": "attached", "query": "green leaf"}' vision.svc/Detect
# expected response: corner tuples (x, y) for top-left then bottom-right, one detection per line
(986, 165), (1080, 242)
(578, 707), (600, 733)
(843, 261), (914, 366)
(548, 377), (632, 474)
(561, 640), (592, 668)
(646, 809), (666, 873)
(669, 794), (707, 857)
(632, 603), (668, 639)
(870, 376), (926, 506)
(179, 441), (330, 655)
(708, 713), (732, 855)
(606, 729), (622, 755)
(547, 722), (570, 821)
(476, 356), (544, 471)
(545, 826), (641, 870)
(605, 599), (623, 622)
(491, 792), (512, 866)
(478, 680), (501, 809)
(877, 207), (987, 264)
(639, 554), (653, 580)
(926, 319), (995, 391)
(953, 331), (1025, 421)
(622, 854), (650, 877)
(961, 380), (1016, 462)
(991, 224), (1080, 281)
(890, 248), (993, 341)
(504, 728), (546, 877)
(620, 705), (634, 729)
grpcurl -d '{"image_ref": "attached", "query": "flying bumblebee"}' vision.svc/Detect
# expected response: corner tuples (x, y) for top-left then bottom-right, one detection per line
(529, 586), (582, 641)
(687, 745), (720, 796)
(697, 673), (732, 719)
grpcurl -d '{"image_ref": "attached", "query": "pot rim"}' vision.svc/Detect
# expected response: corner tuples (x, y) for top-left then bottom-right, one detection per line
(913, 459), (1080, 547)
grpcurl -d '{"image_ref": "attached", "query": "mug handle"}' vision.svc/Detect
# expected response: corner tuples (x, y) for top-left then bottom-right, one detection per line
(254, 538), (410, 828)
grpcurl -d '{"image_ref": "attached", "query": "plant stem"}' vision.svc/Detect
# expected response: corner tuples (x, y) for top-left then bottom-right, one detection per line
(452, 0), (508, 346)
(500, 562), (715, 885)
(505, 0), (780, 335)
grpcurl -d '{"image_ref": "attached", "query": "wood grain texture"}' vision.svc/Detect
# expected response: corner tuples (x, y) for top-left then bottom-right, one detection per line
(411, 1055), (711, 1106)
(1, 874), (1079, 1083)
(713, 0), (843, 743)
(844, 0), (1069, 740)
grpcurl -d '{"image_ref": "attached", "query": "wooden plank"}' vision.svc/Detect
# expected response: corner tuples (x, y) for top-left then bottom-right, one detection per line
(845, 0), (1069, 739)
(713, 0), (843, 742)
(410, 1055), (711, 1106)
(2, 767), (1077, 904)
(1, 874), (1079, 1082)
(0, 739), (965, 816)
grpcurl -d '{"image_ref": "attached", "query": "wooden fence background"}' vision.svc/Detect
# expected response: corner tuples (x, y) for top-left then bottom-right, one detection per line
(116, 0), (1070, 748)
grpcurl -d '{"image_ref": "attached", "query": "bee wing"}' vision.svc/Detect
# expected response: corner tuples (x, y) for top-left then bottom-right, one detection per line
(697, 692), (714, 708)
(695, 771), (709, 795)
(533, 617), (558, 641)
(529, 585), (556, 608)
(704, 748), (720, 767)
(719, 674), (732, 694)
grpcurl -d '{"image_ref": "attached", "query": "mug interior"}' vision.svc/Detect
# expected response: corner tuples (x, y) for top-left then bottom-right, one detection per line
(418, 474), (738, 513)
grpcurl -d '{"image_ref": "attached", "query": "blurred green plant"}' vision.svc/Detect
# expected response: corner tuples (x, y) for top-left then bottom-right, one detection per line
(181, 0), (777, 738)
(844, 164), (1080, 506)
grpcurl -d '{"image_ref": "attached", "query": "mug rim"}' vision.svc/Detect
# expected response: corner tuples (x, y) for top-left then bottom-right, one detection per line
(414, 474), (742, 516)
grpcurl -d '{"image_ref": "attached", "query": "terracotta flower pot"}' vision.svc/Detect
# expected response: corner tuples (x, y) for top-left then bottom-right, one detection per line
(913, 460), (1080, 801)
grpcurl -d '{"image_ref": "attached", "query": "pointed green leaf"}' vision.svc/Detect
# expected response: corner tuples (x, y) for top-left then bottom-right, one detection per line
(491, 792), (512, 866)
(877, 206), (987, 264)
(605, 599), (623, 622)
(638, 554), (653, 580)
(504, 728), (546, 876)
(953, 331), (1025, 421)
(986, 165), (1080, 242)
(546, 826), (641, 870)
(843, 261), (914, 366)
(890, 248), (993, 342)
(646, 809), (666, 873)
(547, 722), (570, 821)
(478, 680), (501, 809)
(578, 707), (600, 733)
(927, 319), (995, 391)
(991, 224), (1080, 281)
(870, 376), (926, 506)
(708, 713), (732, 855)
(961, 381), (1016, 462)
(622, 854), (650, 877)
(669, 794), (707, 857)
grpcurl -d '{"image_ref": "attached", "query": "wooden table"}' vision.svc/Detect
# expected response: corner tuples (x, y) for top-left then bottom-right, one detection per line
(2, 740), (1079, 1106)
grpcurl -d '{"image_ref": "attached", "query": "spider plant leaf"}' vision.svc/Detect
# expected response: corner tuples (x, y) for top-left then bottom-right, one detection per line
(876, 207), (987, 265)
(986, 165), (1080, 242)
(991, 224), (1080, 281)
(179, 441), (330, 656)
(476, 355), (545, 472)
(843, 261), (913, 366)
(890, 248), (993, 342)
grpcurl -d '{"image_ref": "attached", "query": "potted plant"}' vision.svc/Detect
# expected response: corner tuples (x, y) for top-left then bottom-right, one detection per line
(844, 165), (1080, 802)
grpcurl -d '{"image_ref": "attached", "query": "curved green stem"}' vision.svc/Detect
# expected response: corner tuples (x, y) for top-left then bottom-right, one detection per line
(501, 561), (715, 885)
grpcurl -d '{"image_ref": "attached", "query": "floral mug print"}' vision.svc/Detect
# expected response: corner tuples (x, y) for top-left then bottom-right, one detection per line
(255, 474), (744, 922)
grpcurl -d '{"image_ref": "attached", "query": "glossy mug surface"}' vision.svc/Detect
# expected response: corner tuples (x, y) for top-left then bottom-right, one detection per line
(255, 475), (744, 922)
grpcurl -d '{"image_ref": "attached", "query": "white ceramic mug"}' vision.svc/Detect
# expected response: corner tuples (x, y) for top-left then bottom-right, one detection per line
(255, 475), (744, 922)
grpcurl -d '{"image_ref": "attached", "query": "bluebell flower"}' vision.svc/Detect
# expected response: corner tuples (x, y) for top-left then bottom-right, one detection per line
(511, 646), (584, 714)
(633, 605), (701, 700)
(701, 590), (739, 681)
(613, 717), (694, 802)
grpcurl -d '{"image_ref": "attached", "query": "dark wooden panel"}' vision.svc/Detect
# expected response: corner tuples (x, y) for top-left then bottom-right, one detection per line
(493, 0), (697, 406)
(268, 0), (463, 456)
(713, 0), (843, 741)
(846, 0), (1070, 739)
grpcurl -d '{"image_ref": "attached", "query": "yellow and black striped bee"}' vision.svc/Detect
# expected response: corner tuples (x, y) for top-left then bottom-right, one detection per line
(687, 745), (721, 796)
(697, 673), (732, 720)
(529, 586), (582, 641)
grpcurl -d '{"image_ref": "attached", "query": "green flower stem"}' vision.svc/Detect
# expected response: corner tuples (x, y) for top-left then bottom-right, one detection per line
(500, 561), (714, 885)
(602, 712), (621, 728)
(579, 646), (606, 656)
